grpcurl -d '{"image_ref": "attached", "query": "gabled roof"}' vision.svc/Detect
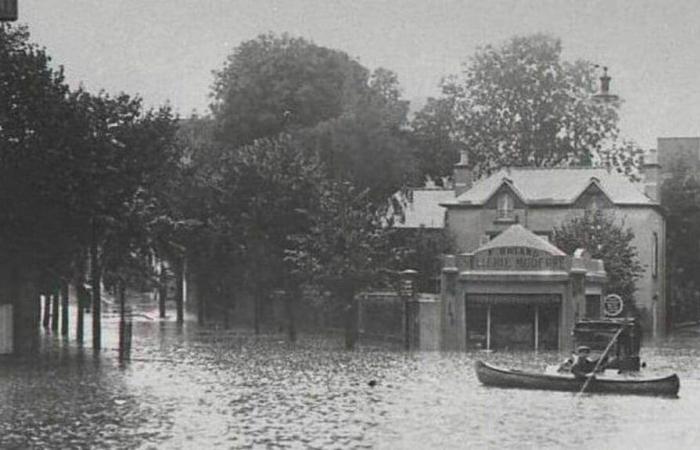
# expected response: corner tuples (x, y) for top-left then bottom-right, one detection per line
(389, 188), (454, 228)
(476, 224), (567, 256)
(443, 168), (653, 206)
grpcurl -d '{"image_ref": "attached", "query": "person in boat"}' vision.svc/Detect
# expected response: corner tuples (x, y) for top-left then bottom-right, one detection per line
(559, 346), (603, 377)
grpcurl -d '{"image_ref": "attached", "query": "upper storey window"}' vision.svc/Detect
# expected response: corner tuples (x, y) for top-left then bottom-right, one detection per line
(587, 195), (607, 211)
(497, 192), (514, 219)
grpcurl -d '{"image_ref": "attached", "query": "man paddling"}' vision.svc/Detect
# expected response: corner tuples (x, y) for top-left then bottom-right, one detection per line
(559, 346), (603, 377)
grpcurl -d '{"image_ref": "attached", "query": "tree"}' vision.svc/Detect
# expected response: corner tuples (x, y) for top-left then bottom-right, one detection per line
(228, 136), (321, 334)
(69, 90), (180, 348)
(409, 96), (463, 185)
(211, 33), (416, 201)
(286, 179), (392, 349)
(388, 228), (453, 293)
(177, 133), (322, 334)
(211, 33), (368, 148)
(0, 25), (84, 275)
(420, 34), (640, 180)
(1, 24), (182, 350)
(661, 159), (700, 322)
(553, 210), (643, 307)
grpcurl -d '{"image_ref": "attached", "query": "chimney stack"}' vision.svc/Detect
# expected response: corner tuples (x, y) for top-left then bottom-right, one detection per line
(642, 149), (660, 202)
(454, 150), (473, 196)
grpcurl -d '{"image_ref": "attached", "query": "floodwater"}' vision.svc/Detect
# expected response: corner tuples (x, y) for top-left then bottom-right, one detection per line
(2, 309), (700, 449)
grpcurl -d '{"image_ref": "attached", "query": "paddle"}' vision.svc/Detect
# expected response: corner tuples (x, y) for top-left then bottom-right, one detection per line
(577, 326), (625, 396)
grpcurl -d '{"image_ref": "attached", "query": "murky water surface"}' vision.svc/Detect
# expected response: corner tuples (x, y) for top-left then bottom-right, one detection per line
(2, 313), (700, 449)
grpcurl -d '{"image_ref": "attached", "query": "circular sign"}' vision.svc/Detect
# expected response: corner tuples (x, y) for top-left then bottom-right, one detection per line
(603, 294), (624, 317)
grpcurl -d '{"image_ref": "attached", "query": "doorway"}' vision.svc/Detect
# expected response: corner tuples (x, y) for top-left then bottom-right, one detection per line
(465, 295), (560, 350)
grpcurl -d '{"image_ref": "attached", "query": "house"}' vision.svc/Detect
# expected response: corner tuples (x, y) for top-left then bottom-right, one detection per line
(392, 150), (665, 347)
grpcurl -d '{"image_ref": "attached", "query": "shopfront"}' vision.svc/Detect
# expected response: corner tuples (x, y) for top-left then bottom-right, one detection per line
(439, 225), (606, 351)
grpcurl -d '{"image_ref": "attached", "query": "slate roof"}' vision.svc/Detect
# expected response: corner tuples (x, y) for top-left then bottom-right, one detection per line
(443, 167), (653, 206)
(475, 224), (567, 256)
(389, 188), (454, 228)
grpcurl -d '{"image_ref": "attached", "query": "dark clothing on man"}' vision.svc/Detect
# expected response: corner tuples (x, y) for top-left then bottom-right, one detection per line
(571, 354), (597, 378)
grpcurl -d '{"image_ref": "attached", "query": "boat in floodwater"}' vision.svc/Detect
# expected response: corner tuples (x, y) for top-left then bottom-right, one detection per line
(475, 360), (680, 397)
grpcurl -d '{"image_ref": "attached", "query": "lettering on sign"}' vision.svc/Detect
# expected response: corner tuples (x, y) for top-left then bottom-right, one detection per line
(0, 0), (17, 21)
(473, 247), (566, 271)
(603, 294), (624, 317)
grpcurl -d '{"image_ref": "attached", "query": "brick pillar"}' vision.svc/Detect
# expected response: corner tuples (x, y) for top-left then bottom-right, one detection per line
(399, 269), (418, 350)
(440, 255), (462, 351)
(564, 256), (587, 351)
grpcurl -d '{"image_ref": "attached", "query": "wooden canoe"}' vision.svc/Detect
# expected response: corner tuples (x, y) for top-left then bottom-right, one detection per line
(475, 360), (679, 397)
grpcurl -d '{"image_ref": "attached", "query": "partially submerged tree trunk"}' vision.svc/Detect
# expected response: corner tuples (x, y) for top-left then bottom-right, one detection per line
(42, 294), (50, 329)
(286, 284), (298, 343)
(76, 286), (85, 344)
(175, 256), (184, 325)
(197, 294), (205, 325)
(118, 280), (126, 361)
(60, 282), (69, 337)
(51, 290), (59, 333)
(75, 249), (88, 344)
(90, 218), (101, 352)
(159, 260), (167, 319)
(253, 288), (261, 335)
(342, 285), (359, 350)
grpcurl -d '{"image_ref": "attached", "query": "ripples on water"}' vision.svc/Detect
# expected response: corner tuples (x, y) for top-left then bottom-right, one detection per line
(2, 320), (700, 449)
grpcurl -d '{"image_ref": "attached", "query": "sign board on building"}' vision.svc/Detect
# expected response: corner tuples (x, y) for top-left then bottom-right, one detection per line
(473, 246), (566, 271)
(0, 0), (17, 21)
(603, 294), (624, 317)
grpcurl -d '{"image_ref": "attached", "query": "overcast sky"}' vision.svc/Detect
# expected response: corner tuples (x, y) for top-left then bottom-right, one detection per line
(16, 0), (700, 148)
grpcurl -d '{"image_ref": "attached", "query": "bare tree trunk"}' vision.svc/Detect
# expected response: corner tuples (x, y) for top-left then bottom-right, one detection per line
(60, 282), (69, 337)
(197, 293), (205, 325)
(286, 285), (298, 343)
(253, 288), (260, 335)
(343, 287), (358, 350)
(76, 284), (85, 344)
(159, 261), (167, 319)
(90, 218), (101, 352)
(175, 256), (184, 326)
(118, 280), (126, 361)
(42, 294), (50, 329)
(75, 249), (87, 344)
(51, 290), (59, 333)
(223, 302), (230, 329)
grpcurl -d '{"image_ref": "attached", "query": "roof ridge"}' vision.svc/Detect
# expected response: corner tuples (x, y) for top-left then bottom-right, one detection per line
(504, 166), (607, 171)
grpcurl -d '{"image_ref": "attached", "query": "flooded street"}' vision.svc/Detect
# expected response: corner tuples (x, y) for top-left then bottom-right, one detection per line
(2, 310), (700, 449)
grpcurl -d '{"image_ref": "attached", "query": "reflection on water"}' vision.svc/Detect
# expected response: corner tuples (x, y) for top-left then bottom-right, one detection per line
(2, 317), (700, 449)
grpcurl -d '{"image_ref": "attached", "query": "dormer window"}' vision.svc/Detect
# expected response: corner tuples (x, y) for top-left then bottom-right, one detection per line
(588, 195), (605, 211)
(497, 192), (514, 219)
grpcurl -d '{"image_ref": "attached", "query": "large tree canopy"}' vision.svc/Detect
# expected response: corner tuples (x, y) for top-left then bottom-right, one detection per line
(661, 159), (700, 322)
(1, 24), (180, 288)
(414, 34), (641, 180)
(211, 33), (369, 148)
(210, 33), (416, 201)
(553, 211), (643, 308)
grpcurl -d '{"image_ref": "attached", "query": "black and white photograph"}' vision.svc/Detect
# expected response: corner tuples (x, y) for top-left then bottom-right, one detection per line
(1, 0), (699, 448)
